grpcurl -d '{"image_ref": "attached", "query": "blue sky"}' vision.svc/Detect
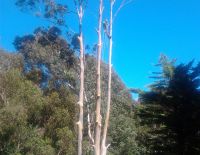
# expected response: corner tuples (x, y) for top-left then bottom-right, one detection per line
(0, 0), (200, 91)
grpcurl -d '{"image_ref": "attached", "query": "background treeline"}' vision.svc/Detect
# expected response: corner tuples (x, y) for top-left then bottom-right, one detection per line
(0, 27), (141, 155)
(0, 27), (200, 155)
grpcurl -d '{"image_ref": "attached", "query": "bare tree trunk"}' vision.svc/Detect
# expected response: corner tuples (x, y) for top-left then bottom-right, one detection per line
(95, 0), (103, 155)
(77, 5), (84, 155)
(101, 1), (114, 155)
(85, 92), (94, 145)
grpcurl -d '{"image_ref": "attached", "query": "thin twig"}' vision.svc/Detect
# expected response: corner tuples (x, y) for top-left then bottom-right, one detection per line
(113, 0), (133, 22)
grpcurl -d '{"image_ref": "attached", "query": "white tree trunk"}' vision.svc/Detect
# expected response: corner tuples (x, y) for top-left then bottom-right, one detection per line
(77, 5), (84, 155)
(101, 1), (114, 155)
(95, 0), (103, 155)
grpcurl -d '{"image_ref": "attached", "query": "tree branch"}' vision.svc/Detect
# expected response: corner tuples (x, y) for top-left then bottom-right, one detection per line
(113, 0), (133, 22)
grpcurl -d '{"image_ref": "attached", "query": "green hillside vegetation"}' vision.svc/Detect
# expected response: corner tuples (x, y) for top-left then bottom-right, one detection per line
(0, 27), (141, 155)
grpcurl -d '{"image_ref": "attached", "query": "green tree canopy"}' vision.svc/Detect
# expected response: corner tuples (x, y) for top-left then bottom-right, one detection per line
(136, 55), (200, 155)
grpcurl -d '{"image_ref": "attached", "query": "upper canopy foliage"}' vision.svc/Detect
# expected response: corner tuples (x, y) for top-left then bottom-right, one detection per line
(14, 26), (77, 89)
(16, 0), (68, 25)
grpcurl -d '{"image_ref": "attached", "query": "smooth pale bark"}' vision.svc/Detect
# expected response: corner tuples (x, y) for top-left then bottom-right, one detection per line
(77, 5), (84, 155)
(101, 1), (114, 155)
(85, 92), (94, 145)
(95, 0), (103, 155)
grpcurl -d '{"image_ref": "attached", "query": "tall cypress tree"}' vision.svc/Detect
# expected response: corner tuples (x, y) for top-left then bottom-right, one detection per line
(136, 55), (200, 155)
